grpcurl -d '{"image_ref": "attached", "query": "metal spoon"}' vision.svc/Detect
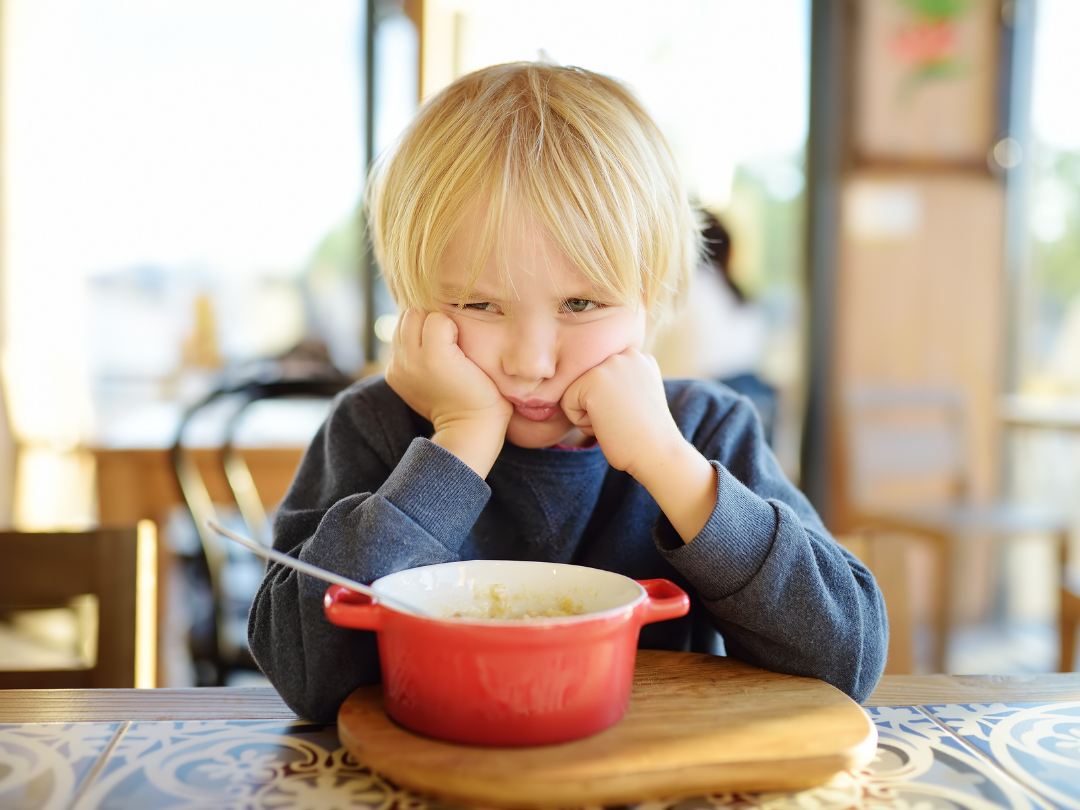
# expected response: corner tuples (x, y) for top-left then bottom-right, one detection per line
(206, 519), (430, 617)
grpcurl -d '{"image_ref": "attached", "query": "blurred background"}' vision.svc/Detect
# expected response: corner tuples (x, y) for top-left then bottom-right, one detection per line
(0, 0), (1078, 687)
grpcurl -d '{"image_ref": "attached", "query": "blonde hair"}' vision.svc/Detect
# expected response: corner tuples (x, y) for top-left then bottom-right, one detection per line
(366, 62), (700, 324)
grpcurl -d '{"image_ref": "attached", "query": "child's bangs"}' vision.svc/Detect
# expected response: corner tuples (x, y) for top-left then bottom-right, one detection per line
(448, 133), (647, 312)
(413, 103), (642, 313)
(378, 120), (508, 310)
(368, 62), (700, 319)
(516, 180), (641, 309)
(507, 93), (652, 309)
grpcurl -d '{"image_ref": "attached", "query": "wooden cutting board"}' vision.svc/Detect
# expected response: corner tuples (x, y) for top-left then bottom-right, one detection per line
(338, 649), (877, 809)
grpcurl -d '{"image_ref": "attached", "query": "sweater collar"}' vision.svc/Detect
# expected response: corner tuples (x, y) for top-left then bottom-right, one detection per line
(496, 438), (609, 470)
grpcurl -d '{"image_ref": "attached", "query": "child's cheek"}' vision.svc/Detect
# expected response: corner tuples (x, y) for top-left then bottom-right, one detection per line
(577, 309), (647, 366)
(448, 316), (497, 374)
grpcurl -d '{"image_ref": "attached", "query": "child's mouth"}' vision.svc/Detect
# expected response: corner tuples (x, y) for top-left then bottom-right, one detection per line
(509, 399), (561, 422)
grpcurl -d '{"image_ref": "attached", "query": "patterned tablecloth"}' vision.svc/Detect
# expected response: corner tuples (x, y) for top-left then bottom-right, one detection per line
(1, 701), (1078, 809)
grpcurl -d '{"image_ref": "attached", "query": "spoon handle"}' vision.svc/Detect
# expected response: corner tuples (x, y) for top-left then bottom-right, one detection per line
(206, 519), (424, 617)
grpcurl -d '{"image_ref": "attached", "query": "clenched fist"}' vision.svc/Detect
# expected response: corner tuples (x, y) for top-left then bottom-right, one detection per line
(385, 309), (512, 478)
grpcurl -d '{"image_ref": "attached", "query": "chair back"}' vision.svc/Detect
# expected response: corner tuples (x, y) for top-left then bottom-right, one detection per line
(0, 526), (151, 688)
(171, 375), (350, 685)
(842, 385), (970, 514)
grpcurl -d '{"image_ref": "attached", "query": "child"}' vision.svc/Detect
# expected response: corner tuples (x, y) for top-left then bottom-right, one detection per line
(249, 62), (887, 722)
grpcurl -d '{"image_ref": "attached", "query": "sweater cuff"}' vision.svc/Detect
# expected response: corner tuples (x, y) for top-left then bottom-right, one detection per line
(654, 462), (778, 600)
(377, 437), (491, 552)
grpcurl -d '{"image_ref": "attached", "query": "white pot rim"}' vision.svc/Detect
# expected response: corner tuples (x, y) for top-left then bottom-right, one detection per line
(370, 559), (648, 626)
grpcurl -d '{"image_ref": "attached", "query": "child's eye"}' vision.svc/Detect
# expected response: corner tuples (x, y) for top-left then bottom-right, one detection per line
(463, 302), (502, 314)
(563, 299), (604, 313)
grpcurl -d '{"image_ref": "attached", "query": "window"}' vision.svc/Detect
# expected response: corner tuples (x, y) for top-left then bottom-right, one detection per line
(2, 0), (367, 526)
(1017, 0), (1080, 393)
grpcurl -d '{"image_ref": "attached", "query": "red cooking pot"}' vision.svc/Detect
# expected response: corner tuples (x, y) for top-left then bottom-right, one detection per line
(323, 559), (689, 746)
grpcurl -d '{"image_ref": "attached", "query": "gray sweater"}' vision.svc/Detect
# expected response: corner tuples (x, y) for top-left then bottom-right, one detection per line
(249, 376), (887, 721)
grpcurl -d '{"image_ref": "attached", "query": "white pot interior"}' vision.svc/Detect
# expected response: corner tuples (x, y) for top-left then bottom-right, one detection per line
(371, 560), (645, 623)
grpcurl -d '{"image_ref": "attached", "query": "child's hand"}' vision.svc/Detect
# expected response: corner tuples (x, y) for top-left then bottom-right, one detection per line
(386, 309), (512, 478)
(561, 349), (717, 543)
(560, 348), (680, 476)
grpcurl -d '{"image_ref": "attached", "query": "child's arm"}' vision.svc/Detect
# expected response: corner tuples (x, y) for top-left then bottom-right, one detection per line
(564, 366), (888, 701)
(250, 310), (516, 721)
(561, 347), (716, 542)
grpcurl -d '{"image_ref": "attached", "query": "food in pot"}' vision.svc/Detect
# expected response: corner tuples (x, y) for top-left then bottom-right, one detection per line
(323, 560), (691, 745)
(446, 583), (588, 620)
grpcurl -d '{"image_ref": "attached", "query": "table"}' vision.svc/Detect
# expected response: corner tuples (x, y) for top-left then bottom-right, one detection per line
(2, 671), (1079, 810)
(90, 398), (330, 527)
(92, 447), (304, 527)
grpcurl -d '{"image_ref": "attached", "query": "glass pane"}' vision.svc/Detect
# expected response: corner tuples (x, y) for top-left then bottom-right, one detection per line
(1004, 0), (1080, 658)
(3, 0), (364, 431)
(1019, 0), (1080, 392)
(2, 0), (366, 526)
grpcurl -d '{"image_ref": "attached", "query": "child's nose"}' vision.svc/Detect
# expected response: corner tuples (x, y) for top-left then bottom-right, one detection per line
(502, 320), (557, 381)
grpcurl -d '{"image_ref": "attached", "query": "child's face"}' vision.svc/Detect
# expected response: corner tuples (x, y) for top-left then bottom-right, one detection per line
(433, 206), (646, 448)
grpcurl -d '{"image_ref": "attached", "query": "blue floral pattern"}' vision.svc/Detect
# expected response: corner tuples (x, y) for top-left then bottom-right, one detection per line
(928, 702), (1080, 809)
(0, 722), (120, 810)
(0, 705), (1070, 809)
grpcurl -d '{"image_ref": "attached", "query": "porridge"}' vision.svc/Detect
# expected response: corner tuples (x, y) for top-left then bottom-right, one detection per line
(446, 583), (588, 620)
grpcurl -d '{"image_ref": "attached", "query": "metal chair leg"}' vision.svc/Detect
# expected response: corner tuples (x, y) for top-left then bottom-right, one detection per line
(1062, 588), (1080, 673)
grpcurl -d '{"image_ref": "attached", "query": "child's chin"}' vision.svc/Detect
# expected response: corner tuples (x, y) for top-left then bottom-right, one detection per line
(505, 416), (573, 449)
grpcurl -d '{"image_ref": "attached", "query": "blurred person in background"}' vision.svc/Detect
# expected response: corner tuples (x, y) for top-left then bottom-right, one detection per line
(652, 211), (777, 443)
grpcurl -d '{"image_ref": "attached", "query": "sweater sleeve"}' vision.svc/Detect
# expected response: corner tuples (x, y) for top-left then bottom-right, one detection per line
(653, 382), (888, 703)
(247, 384), (491, 721)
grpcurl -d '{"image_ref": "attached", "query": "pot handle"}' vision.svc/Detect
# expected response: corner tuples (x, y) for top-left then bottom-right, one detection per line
(635, 578), (690, 625)
(323, 584), (384, 631)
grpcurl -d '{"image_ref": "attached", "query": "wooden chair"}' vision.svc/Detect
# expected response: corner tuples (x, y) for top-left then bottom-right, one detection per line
(171, 376), (349, 686)
(1062, 567), (1080, 672)
(0, 524), (156, 688)
(838, 385), (1072, 673)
